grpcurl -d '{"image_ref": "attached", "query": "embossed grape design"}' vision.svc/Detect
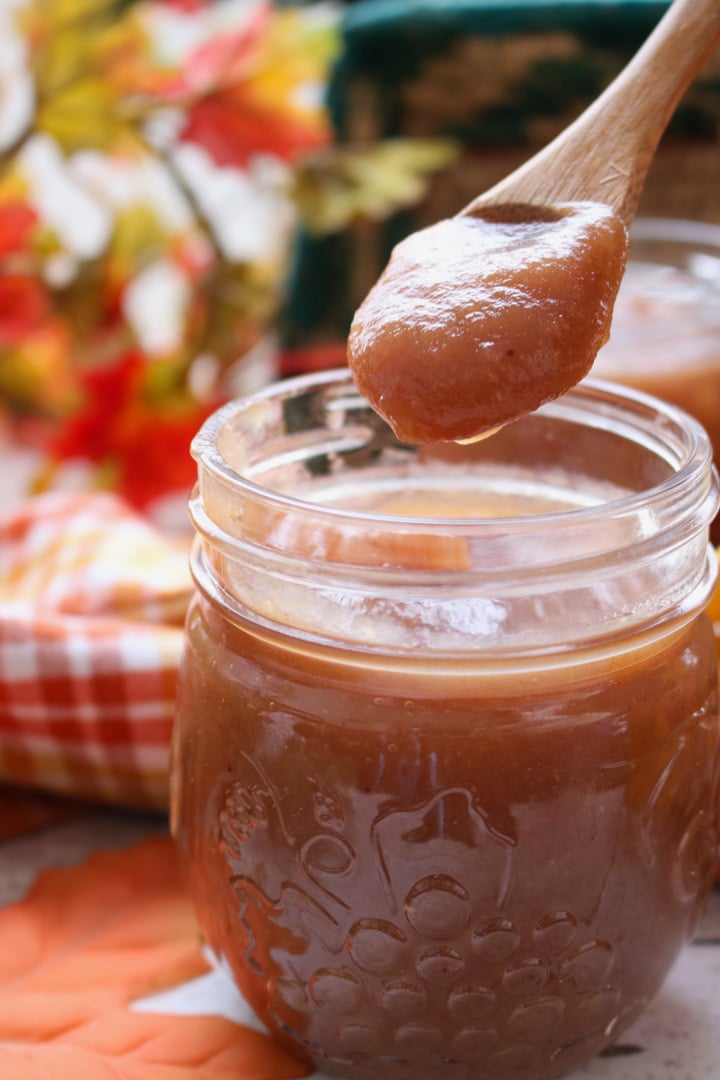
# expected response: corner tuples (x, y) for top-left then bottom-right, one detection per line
(218, 777), (638, 1076)
(324, 881), (620, 1071)
(219, 781), (270, 855)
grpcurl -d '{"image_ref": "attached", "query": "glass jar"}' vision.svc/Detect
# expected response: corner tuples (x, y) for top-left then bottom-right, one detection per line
(594, 218), (720, 465)
(172, 370), (720, 1080)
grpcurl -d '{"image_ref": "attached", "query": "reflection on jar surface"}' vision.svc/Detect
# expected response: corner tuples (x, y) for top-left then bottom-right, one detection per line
(594, 218), (720, 464)
(172, 371), (720, 1080)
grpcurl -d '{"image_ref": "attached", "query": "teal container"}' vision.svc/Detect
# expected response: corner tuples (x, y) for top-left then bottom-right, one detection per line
(282, 0), (720, 363)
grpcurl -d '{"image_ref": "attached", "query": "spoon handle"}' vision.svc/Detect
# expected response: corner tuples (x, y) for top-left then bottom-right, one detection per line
(463, 0), (720, 226)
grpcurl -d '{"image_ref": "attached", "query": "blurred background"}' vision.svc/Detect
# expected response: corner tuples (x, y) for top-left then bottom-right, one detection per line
(1, 0), (718, 522)
(0, 0), (719, 813)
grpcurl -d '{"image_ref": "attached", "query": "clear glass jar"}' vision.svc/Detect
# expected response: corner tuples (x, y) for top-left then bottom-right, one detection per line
(172, 370), (720, 1080)
(594, 218), (720, 464)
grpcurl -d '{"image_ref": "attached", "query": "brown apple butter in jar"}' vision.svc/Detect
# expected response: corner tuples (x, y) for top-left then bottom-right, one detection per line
(173, 371), (720, 1080)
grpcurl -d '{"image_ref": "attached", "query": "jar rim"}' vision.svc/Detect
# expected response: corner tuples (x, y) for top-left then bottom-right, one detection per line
(191, 368), (715, 541)
(630, 216), (720, 248)
(189, 370), (718, 657)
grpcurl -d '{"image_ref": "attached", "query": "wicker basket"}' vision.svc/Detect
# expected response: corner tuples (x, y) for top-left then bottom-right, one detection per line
(282, 0), (720, 356)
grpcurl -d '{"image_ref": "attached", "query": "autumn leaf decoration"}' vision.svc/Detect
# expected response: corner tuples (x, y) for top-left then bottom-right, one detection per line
(176, 5), (336, 170)
(0, 0), (340, 508)
(0, 835), (311, 1080)
(0, 0), (456, 509)
(0, 182), (47, 349)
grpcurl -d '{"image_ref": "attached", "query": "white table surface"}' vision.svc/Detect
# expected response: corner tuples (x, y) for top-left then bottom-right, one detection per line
(2, 811), (719, 1080)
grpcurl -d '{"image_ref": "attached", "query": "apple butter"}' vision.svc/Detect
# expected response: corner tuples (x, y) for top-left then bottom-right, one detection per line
(173, 372), (720, 1080)
(347, 202), (629, 444)
(594, 218), (720, 467)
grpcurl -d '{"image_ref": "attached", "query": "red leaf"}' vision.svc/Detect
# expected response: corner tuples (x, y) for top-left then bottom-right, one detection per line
(0, 203), (38, 258)
(161, 0), (208, 11)
(50, 351), (143, 463)
(180, 92), (329, 169)
(0, 276), (49, 345)
(177, 6), (270, 96)
(49, 351), (214, 507)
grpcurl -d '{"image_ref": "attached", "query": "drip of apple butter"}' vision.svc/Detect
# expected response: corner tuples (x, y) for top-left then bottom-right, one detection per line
(348, 201), (629, 443)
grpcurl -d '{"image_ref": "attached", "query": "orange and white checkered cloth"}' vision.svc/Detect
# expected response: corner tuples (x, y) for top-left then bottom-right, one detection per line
(0, 492), (193, 810)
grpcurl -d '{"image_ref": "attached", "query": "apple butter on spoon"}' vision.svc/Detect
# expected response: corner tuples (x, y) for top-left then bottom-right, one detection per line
(348, 0), (720, 445)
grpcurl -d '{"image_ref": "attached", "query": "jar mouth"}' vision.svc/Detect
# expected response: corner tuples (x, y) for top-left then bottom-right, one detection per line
(189, 370), (717, 657)
(191, 368), (715, 545)
(630, 216), (720, 248)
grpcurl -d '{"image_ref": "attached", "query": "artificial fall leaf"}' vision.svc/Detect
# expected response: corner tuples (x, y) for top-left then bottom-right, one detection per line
(162, 0), (207, 11)
(35, 77), (139, 155)
(0, 835), (311, 1080)
(91, 9), (174, 100)
(108, 396), (214, 508)
(0, 202), (38, 258)
(22, 0), (132, 33)
(0, 321), (75, 415)
(0, 837), (202, 1007)
(106, 204), (172, 289)
(196, 261), (279, 362)
(177, 7), (336, 103)
(181, 95), (330, 170)
(174, 4), (269, 97)
(0, 276), (49, 346)
(0, 1010), (311, 1080)
(49, 350), (214, 507)
(178, 8), (336, 168)
(292, 139), (459, 234)
(23, 0), (153, 155)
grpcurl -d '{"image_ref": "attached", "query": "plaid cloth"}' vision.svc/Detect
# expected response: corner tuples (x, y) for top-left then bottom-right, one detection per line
(0, 492), (192, 810)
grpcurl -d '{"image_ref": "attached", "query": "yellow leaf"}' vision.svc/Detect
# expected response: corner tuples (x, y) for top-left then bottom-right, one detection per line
(0, 172), (30, 204)
(257, 10), (339, 92)
(92, 11), (163, 99)
(36, 77), (136, 153)
(293, 138), (459, 234)
(0, 324), (77, 415)
(108, 204), (169, 285)
(22, 0), (129, 34)
(24, 0), (154, 152)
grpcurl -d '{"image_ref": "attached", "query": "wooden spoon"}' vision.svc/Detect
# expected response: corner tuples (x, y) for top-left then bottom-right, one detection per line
(464, 0), (720, 226)
(348, 0), (720, 444)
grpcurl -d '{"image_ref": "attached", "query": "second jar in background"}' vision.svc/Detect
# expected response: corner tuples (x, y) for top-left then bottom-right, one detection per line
(595, 218), (720, 462)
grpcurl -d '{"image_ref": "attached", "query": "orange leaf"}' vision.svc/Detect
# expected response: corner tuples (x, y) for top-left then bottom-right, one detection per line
(0, 836), (311, 1080)
(0, 1011), (308, 1080)
(180, 91), (330, 169)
